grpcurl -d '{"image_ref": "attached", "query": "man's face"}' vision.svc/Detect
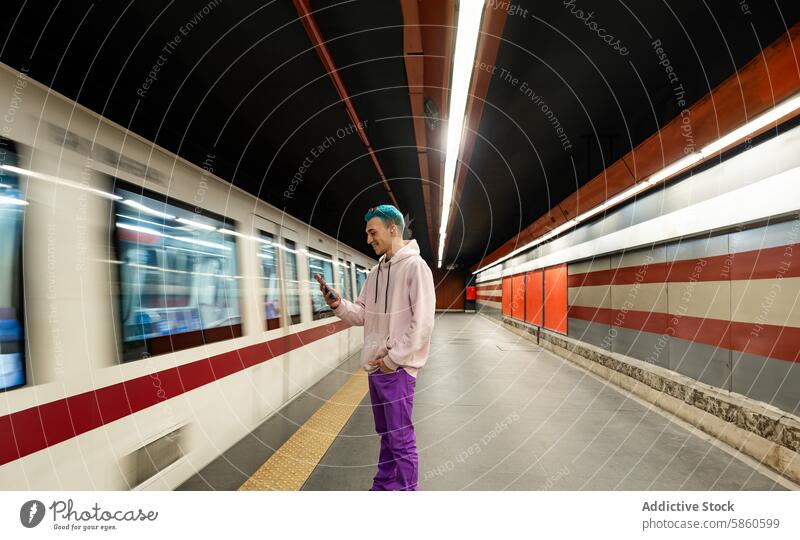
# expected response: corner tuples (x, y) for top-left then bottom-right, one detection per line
(366, 216), (393, 255)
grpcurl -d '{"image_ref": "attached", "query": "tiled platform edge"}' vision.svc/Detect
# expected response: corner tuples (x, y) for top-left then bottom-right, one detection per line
(499, 316), (800, 484)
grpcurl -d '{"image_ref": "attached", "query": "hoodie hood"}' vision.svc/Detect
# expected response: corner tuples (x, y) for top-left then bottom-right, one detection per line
(374, 239), (420, 309)
(378, 239), (420, 266)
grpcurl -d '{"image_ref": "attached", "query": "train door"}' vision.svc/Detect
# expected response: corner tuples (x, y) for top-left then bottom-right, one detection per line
(336, 252), (354, 360)
(253, 217), (285, 332)
(276, 226), (306, 402)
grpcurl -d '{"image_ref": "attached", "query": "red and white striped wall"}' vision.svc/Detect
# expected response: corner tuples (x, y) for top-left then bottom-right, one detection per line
(567, 219), (799, 414)
(479, 218), (799, 414)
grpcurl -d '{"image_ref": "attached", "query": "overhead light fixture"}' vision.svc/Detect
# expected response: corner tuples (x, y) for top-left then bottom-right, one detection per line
(645, 152), (702, 185)
(700, 92), (800, 157)
(438, 0), (485, 268)
(472, 92), (800, 275)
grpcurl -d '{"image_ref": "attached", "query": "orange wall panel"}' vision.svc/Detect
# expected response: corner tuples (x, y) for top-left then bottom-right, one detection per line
(502, 277), (511, 316)
(525, 270), (543, 326)
(511, 274), (525, 320)
(431, 267), (465, 310)
(544, 264), (568, 334)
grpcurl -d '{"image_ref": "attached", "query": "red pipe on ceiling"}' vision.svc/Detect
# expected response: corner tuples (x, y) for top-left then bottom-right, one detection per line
(292, 0), (399, 208)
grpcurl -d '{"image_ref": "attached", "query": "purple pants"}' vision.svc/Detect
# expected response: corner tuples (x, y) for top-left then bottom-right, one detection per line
(368, 367), (418, 490)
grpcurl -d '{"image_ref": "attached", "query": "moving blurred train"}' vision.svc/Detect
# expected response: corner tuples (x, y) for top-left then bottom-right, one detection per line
(0, 62), (374, 489)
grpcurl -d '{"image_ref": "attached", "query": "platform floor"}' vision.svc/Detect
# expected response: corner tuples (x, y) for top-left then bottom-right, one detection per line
(180, 313), (793, 491)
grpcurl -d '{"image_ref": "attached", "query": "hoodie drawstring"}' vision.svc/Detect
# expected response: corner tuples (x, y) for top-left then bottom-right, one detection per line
(374, 263), (381, 304)
(384, 261), (391, 313)
(373, 259), (392, 313)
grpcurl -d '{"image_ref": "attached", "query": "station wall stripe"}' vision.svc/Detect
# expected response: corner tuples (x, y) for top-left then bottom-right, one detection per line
(567, 242), (800, 287)
(476, 284), (503, 291)
(567, 306), (800, 364)
(0, 320), (350, 467)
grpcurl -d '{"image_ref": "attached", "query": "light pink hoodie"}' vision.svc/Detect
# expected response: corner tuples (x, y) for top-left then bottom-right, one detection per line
(332, 239), (435, 378)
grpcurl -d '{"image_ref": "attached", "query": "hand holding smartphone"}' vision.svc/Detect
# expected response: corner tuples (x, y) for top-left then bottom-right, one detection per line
(314, 273), (340, 305)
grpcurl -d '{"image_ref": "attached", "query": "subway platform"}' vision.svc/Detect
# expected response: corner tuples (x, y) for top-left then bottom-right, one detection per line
(179, 313), (794, 491)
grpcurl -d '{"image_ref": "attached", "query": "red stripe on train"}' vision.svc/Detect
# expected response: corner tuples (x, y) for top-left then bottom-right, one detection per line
(0, 320), (350, 466)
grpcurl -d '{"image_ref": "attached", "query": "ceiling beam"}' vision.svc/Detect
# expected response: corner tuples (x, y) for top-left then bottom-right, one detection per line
(293, 0), (399, 208)
(400, 0), (433, 255)
(401, 0), (456, 259)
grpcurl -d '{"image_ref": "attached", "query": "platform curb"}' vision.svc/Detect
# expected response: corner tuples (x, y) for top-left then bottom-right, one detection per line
(499, 316), (800, 485)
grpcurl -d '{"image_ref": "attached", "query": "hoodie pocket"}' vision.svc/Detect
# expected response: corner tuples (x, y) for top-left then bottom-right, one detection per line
(363, 333), (380, 359)
(365, 311), (391, 358)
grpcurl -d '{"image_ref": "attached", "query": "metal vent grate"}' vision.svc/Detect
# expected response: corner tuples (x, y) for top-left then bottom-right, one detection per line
(121, 425), (187, 488)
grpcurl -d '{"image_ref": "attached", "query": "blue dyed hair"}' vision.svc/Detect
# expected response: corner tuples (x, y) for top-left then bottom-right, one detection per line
(364, 204), (404, 234)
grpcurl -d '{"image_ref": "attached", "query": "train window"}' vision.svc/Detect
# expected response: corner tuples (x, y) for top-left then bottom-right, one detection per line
(258, 231), (282, 330)
(282, 239), (301, 325)
(307, 247), (335, 321)
(355, 265), (368, 298)
(0, 138), (25, 391)
(338, 259), (353, 301)
(113, 185), (242, 361)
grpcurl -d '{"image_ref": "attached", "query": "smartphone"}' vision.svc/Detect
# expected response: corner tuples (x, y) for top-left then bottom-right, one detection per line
(315, 274), (339, 301)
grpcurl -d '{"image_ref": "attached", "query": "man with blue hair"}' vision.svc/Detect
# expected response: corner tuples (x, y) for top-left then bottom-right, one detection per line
(316, 203), (436, 490)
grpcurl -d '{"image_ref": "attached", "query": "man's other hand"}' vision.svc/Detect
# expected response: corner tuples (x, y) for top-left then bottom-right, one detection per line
(367, 358), (394, 374)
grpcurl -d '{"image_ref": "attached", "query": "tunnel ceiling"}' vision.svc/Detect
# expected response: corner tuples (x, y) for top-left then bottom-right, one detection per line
(2, 1), (800, 268)
(451, 0), (800, 269)
(1, 0), (427, 261)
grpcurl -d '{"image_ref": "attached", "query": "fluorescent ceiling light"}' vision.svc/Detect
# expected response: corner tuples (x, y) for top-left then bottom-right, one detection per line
(701, 92), (800, 157)
(574, 181), (653, 224)
(471, 93), (800, 276)
(438, 0), (484, 266)
(645, 152), (702, 185)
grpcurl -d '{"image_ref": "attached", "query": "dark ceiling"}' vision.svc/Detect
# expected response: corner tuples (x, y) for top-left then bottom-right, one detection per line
(2, 0), (799, 268)
(448, 0), (800, 268)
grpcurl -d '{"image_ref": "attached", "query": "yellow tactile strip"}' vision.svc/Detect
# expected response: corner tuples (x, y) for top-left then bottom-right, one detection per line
(238, 370), (369, 491)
